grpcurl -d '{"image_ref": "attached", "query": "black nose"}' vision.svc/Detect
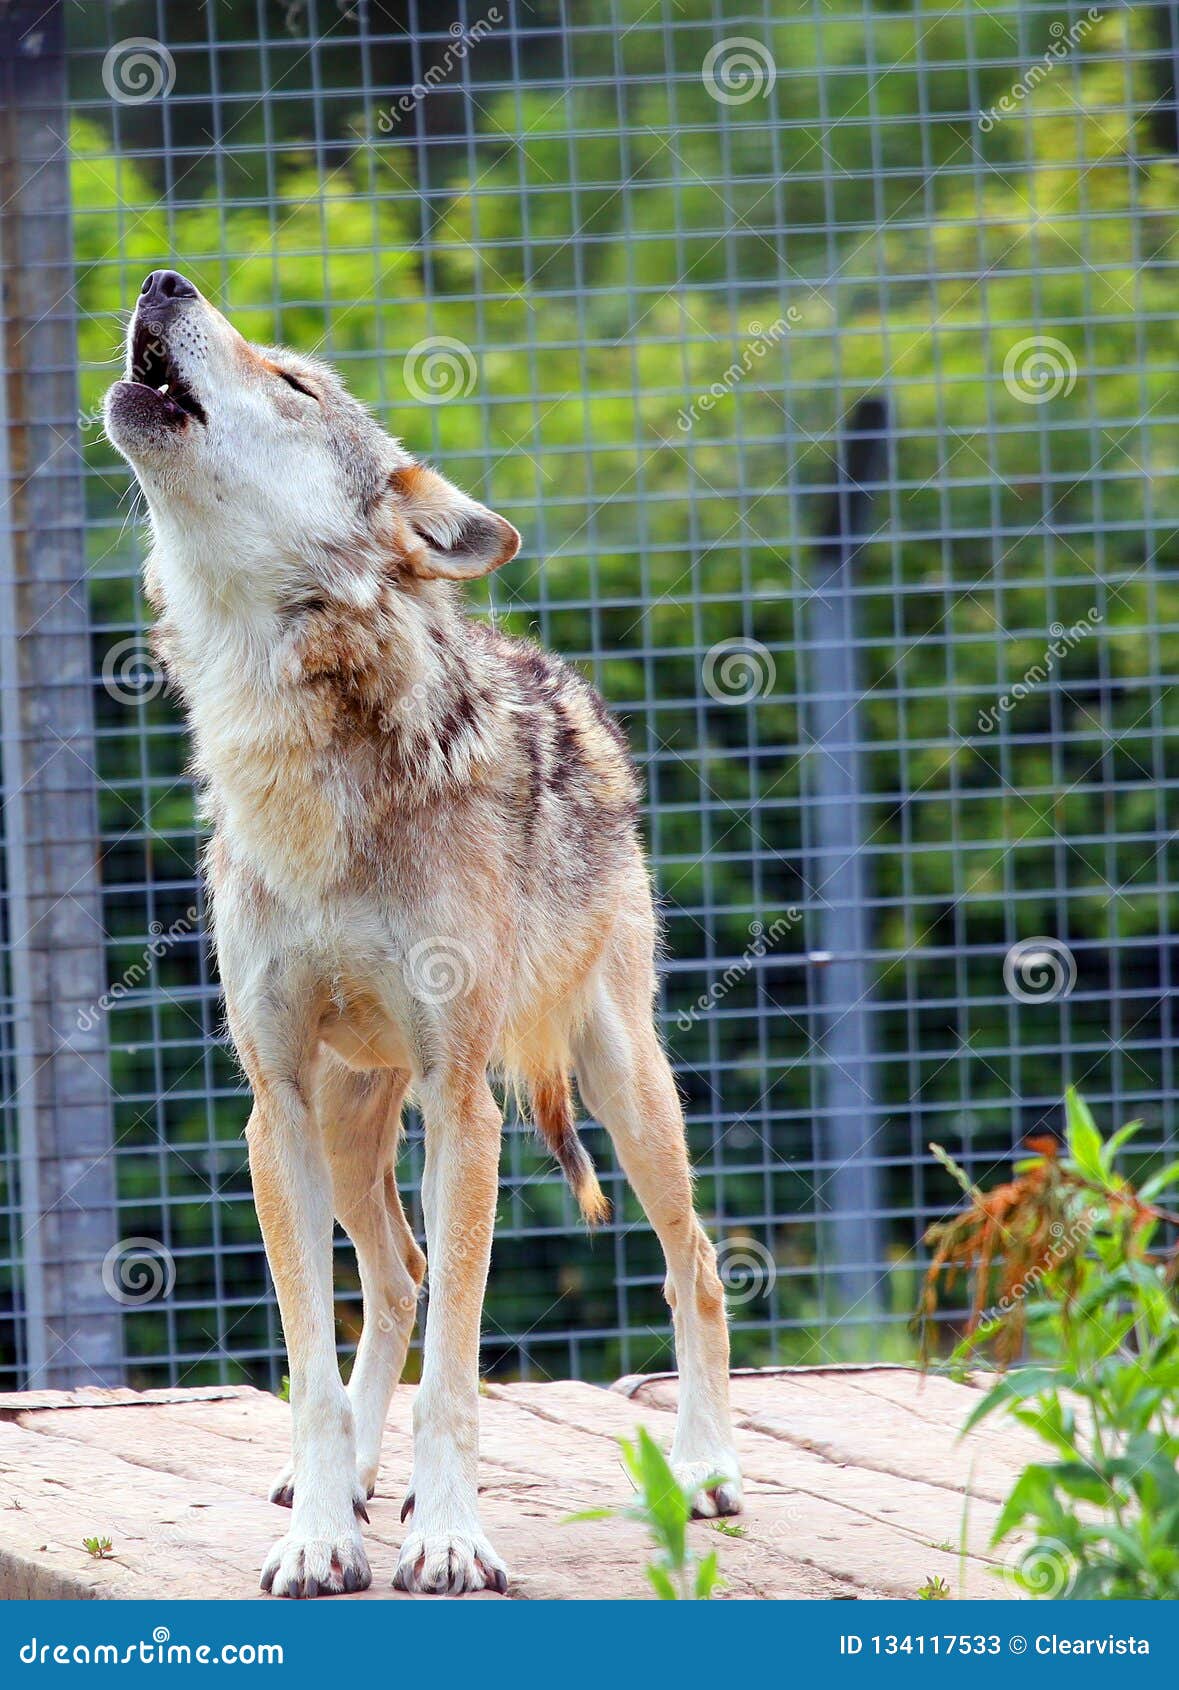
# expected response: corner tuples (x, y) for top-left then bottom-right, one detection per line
(139, 270), (197, 306)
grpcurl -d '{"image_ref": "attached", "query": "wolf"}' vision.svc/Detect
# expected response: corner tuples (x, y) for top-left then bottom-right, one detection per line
(105, 269), (742, 1598)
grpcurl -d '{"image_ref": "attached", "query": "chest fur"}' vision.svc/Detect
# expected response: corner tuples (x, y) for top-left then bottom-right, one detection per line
(190, 660), (356, 900)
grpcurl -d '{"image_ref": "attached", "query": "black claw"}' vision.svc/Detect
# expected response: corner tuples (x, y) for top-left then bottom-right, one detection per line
(400, 1492), (415, 1522)
(492, 1567), (508, 1594)
(343, 1567), (357, 1593)
(354, 1499), (370, 1523)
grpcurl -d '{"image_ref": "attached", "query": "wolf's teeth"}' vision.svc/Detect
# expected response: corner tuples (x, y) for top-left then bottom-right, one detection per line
(158, 383), (170, 394)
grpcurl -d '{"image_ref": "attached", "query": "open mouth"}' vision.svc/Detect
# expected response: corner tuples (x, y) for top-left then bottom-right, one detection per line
(128, 318), (207, 426)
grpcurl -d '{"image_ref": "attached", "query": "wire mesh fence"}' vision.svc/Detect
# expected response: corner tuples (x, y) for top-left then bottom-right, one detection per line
(1, 0), (1178, 1394)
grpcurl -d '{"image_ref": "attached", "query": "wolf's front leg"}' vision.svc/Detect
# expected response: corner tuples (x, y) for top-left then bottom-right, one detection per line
(246, 1077), (371, 1598)
(394, 1074), (507, 1595)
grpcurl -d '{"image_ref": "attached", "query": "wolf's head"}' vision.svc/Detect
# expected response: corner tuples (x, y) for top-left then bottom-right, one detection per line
(105, 271), (519, 600)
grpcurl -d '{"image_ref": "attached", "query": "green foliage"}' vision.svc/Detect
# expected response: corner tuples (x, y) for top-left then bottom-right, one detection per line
(573, 1427), (724, 1599)
(917, 1574), (951, 1600)
(930, 1093), (1179, 1599)
(82, 1536), (114, 1560)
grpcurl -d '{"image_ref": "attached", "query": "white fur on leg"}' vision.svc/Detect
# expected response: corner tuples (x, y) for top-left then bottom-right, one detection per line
(668, 1339), (744, 1518)
(574, 986), (745, 1524)
(348, 1284), (418, 1496)
(244, 1083), (374, 1600)
(393, 1082), (507, 1596)
(666, 1300), (743, 1517)
(394, 1391), (507, 1595)
(262, 1382), (372, 1597)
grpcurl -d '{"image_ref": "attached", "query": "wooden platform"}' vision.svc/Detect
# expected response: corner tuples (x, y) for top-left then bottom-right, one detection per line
(0, 1368), (1040, 1600)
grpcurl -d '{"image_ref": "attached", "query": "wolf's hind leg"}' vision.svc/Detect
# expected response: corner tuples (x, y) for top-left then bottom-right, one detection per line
(326, 1066), (425, 1495)
(573, 938), (742, 1517)
(393, 1071), (507, 1595)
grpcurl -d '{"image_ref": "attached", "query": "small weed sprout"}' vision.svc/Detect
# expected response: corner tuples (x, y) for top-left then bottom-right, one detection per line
(917, 1574), (951, 1600)
(570, 1426), (724, 1599)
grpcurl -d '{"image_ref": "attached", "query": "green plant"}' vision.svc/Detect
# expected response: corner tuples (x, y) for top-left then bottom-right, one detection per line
(917, 1574), (951, 1600)
(921, 1089), (1179, 1599)
(82, 1536), (114, 1560)
(572, 1427), (724, 1600)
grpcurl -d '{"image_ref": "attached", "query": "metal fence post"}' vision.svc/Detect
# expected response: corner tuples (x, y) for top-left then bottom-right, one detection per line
(806, 398), (889, 1315)
(0, 0), (123, 1387)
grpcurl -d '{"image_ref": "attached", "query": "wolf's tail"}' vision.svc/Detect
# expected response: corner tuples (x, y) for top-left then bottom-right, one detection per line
(528, 1072), (611, 1226)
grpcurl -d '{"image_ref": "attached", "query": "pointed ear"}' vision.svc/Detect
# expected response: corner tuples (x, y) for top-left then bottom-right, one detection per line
(388, 463), (520, 581)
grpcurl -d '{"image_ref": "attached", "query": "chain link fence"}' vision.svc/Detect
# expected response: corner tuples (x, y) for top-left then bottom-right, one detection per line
(1, 0), (1177, 1393)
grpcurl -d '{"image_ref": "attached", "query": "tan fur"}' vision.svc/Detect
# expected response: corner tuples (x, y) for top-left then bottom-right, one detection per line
(105, 274), (741, 1598)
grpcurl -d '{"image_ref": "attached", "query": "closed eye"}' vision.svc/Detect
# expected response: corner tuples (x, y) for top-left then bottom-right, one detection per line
(278, 369), (318, 401)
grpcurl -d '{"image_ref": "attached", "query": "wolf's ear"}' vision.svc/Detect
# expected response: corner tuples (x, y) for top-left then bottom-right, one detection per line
(388, 463), (520, 581)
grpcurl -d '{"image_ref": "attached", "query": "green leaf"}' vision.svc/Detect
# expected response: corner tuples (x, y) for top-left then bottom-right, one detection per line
(1104, 1120), (1144, 1165)
(646, 1562), (678, 1601)
(961, 1367), (1060, 1436)
(694, 1549), (721, 1599)
(1010, 1399), (1080, 1461)
(1140, 1160), (1179, 1201)
(1047, 1462), (1116, 1506)
(1065, 1087), (1105, 1182)
(623, 1428), (688, 1567)
(992, 1464), (1061, 1544)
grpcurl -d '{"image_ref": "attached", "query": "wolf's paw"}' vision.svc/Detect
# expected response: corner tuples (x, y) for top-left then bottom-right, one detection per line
(269, 1467), (371, 1518)
(260, 1527), (372, 1598)
(673, 1450), (744, 1519)
(392, 1528), (508, 1596)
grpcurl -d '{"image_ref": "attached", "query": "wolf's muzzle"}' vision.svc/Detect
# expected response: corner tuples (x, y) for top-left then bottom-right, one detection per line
(139, 269), (198, 309)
